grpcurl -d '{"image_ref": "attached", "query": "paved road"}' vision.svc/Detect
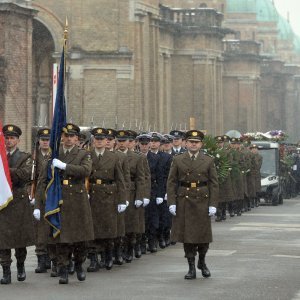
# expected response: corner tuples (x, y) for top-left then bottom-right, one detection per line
(1, 198), (300, 300)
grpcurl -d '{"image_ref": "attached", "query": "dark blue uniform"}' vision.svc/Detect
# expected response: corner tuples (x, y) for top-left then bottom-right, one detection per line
(145, 151), (164, 251)
(157, 151), (173, 247)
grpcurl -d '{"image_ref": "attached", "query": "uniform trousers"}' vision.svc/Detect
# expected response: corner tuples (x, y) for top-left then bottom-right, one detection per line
(56, 242), (87, 268)
(183, 243), (209, 258)
(0, 248), (27, 267)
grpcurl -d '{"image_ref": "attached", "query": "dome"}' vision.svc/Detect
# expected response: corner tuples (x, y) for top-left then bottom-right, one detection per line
(294, 35), (300, 54)
(277, 16), (294, 40)
(226, 0), (278, 22)
(256, 0), (278, 22)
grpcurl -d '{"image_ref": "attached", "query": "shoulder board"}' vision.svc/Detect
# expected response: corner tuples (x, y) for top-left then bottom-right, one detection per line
(203, 152), (214, 158)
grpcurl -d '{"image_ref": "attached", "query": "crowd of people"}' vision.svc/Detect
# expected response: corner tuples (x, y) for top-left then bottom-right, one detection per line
(0, 123), (268, 284)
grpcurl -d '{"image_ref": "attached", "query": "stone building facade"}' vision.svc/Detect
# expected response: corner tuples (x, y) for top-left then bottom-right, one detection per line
(1, 0), (300, 150)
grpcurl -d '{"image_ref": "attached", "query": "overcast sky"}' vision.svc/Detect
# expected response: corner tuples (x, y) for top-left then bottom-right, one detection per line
(274, 0), (300, 36)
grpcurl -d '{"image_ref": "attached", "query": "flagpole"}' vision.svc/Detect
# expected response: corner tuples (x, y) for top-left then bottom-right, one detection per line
(63, 17), (68, 114)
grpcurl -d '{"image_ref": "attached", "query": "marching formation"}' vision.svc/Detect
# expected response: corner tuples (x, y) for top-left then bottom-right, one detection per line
(0, 123), (265, 285)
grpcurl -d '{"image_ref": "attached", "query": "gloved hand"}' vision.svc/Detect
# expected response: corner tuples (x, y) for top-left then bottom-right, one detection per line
(169, 205), (176, 216)
(208, 206), (216, 217)
(29, 195), (35, 206)
(52, 158), (66, 170)
(118, 204), (127, 213)
(135, 200), (143, 208)
(143, 198), (150, 207)
(126, 200), (129, 207)
(164, 193), (167, 201)
(33, 209), (41, 221)
(156, 197), (164, 205)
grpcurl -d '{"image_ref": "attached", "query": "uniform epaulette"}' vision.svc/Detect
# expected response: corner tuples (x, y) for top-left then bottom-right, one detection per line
(202, 151), (214, 158)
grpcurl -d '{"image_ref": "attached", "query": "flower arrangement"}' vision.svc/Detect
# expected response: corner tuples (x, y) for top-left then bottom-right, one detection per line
(243, 130), (287, 142)
(202, 135), (231, 184)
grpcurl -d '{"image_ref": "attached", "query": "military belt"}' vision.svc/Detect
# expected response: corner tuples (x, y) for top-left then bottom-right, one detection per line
(179, 181), (207, 188)
(91, 179), (115, 185)
(61, 179), (84, 186)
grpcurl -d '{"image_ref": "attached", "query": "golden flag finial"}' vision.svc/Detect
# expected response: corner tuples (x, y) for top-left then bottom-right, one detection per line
(64, 17), (68, 46)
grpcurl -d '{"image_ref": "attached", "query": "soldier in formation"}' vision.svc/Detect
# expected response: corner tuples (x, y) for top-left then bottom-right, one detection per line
(1, 123), (272, 284)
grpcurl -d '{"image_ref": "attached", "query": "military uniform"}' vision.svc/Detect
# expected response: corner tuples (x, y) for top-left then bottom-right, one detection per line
(167, 130), (219, 280)
(37, 123), (94, 284)
(33, 128), (52, 273)
(117, 130), (145, 263)
(88, 127), (126, 271)
(0, 125), (34, 284)
(215, 135), (234, 221)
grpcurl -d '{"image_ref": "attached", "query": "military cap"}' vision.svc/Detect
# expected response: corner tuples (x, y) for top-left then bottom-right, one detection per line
(169, 130), (185, 139)
(185, 130), (204, 141)
(79, 132), (87, 142)
(62, 123), (80, 135)
(249, 144), (258, 149)
(91, 127), (108, 137)
(163, 134), (174, 143)
(230, 137), (241, 144)
(215, 135), (225, 142)
(127, 130), (138, 140)
(150, 132), (163, 142)
(38, 127), (51, 139)
(116, 130), (130, 141)
(223, 135), (230, 142)
(3, 124), (22, 137)
(106, 128), (117, 138)
(136, 133), (151, 143)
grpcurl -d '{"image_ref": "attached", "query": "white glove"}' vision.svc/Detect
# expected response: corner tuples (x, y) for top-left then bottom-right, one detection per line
(164, 193), (167, 201)
(135, 200), (143, 208)
(29, 196), (35, 206)
(143, 198), (150, 207)
(126, 200), (129, 207)
(156, 197), (164, 205)
(52, 158), (66, 170)
(169, 205), (176, 216)
(33, 209), (41, 221)
(209, 206), (216, 217)
(118, 204), (127, 213)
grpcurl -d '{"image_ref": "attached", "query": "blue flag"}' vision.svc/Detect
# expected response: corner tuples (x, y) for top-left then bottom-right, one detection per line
(44, 48), (67, 238)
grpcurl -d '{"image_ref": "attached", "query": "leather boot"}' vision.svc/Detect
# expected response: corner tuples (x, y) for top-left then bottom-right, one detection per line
(197, 255), (211, 278)
(147, 239), (157, 253)
(125, 245), (133, 263)
(35, 255), (47, 273)
(215, 210), (222, 222)
(17, 262), (26, 282)
(140, 242), (147, 254)
(165, 232), (171, 247)
(75, 263), (86, 281)
(105, 250), (113, 270)
(45, 254), (51, 270)
(98, 251), (106, 269)
(158, 237), (166, 249)
(59, 266), (69, 284)
(221, 208), (227, 221)
(0, 266), (11, 285)
(134, 243), (142, 258)
(68, 260), (75, 275)
(50, 260), (58, 277)
(113, 246), (123, 265)
(184, 257), (196, 280)
(87, 253), (99, 272)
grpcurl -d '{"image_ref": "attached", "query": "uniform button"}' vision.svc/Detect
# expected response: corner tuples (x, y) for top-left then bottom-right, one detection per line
(70, 193), (72, 195)
(197, 188), (200, 191)
(186, 188), (189, 191)
(185, 196), (189, 199)
(70, 185), (72, 187)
